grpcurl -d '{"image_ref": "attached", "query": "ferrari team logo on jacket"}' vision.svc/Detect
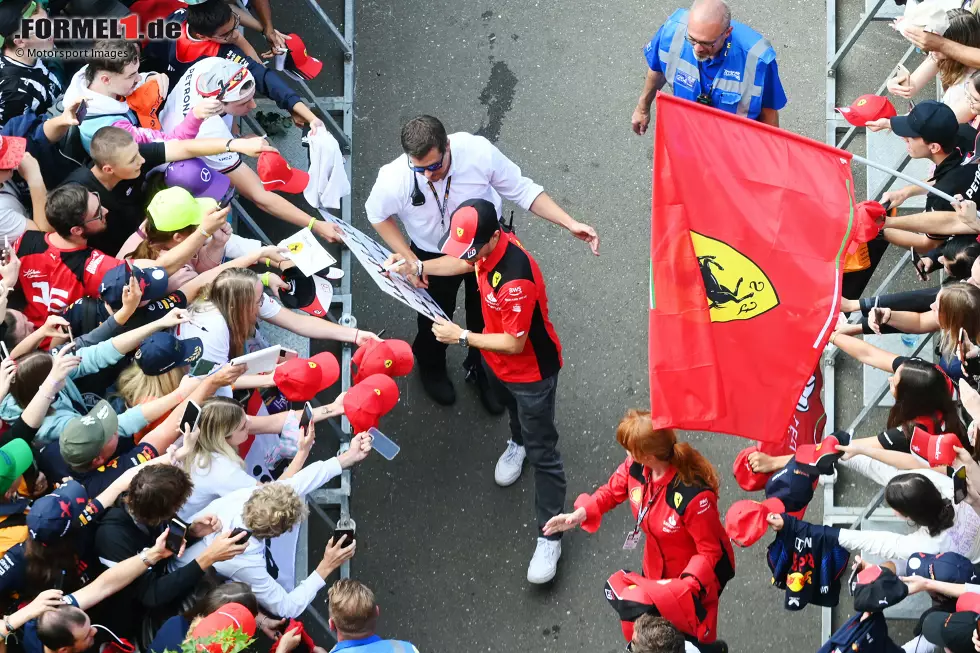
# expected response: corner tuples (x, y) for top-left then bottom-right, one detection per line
(691, 232), (779, 323)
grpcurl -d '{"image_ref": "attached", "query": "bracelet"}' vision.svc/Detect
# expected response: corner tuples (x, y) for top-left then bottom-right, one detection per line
(829, 332), (838, 346)
(225, 138), (235, 153)
(139, 548), (154, 567)
(416, 259), (423, 277)
(199, 227), (212, 238)
(307, 217), (317, 231)
(353, 329), (359, 344)
(261, 272), (271, 287)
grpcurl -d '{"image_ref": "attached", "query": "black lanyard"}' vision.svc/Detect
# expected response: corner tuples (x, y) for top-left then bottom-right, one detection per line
(427, 176), (452, 231)
(697, 41), (731, 98)
(632, 479), (663, 536)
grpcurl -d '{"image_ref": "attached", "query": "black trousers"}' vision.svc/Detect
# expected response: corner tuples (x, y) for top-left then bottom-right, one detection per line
(411, 243), (484, 371)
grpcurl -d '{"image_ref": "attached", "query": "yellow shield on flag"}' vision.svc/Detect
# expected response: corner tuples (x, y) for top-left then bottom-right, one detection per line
(690, 231), (779, 323)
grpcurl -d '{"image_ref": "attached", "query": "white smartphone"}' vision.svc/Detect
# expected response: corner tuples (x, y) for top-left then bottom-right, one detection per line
(0, 342), (8, 360)
(367, 427), (400, 460)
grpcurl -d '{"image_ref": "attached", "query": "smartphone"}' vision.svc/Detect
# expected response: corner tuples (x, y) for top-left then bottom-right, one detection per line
(66, 325), (74, 346)
(165, 517), (188, 554)
(894, 63), (911, 85)
(367, 427), (400, 461)
(279, 348), (298, 361)
(75, 100), (88, 123)
(191, 358), (218, 377)
(229, 526), (252, 544)
(179, 400), (201, 434)
(872, 296), (884, 330)
(299, 402), (314, 432)
(0, 341), (8, 361)
(960, 328), (969, 363)
(332, 516), (356, 547)
(218, 189), (235, 210)
(1, 235), (9, 265)
(52, 569), (65, 591)
(910, 247), (927, 281)
(955, 465), (968, 504)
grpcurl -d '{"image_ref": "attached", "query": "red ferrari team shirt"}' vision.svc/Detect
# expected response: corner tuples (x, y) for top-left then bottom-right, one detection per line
(15, 232), (122, 327)
(475, 232), (562, 383)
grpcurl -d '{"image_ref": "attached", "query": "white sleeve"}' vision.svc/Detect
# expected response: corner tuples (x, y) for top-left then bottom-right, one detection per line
(224, 234), (263, 260)
(486, 140), (544, 210)
(258, 295), (282, 320)
(365, 165), (405, 224)
(280, 458), (343, 497)
(838, 527), (942, 561)
(840, 456), (954, 498)
(216, 556), (325, 619)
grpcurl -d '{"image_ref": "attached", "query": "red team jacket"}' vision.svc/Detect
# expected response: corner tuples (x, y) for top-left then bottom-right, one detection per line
(575, 458), (735, 642)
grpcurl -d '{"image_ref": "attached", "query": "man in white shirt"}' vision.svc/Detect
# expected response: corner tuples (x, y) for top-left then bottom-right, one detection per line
(181, 433), (372, 618)
(160, 57), (342, 244)
(365, 115), (599, 408)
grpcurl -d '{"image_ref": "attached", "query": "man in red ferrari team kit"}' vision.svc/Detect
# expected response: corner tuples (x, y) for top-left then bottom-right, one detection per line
(385, 198), (566, 584)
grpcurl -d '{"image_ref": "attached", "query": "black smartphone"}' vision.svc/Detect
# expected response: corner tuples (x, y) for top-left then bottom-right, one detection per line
(960, 328), (969, 364)
(165, 518), (187, 554)
(333, 517), (355, 547)
(229, 526), (252, 544)
(218, 189), (235, 210)
(910, 247), (927, 281)
(191, 359), (218, 377)
(52, 569), (65, 591)
(75, 100), (88, 123)
(180, 400), (201, 434)
(299, 401), (313, 431)
(955, 466), (968, 504)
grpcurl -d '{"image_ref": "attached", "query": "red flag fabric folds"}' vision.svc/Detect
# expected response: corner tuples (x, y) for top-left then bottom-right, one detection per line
(649, 94), (855, 443)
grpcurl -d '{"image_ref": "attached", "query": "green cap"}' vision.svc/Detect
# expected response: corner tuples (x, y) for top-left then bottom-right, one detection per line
(147, 187), (218, 233)
(0, 440), (33, 495)
(60, 400), (118, 468)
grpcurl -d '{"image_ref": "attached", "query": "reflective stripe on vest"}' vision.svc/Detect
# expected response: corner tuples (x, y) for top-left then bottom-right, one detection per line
(658, 13), (769, 117)
(329, 640), (412, 653)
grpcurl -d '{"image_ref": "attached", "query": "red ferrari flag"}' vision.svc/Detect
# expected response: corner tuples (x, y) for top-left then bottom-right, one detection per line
(650, 94), (856, 443)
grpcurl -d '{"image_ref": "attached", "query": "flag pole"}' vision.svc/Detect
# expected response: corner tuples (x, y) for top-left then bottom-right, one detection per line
(850, 153), (960, 206)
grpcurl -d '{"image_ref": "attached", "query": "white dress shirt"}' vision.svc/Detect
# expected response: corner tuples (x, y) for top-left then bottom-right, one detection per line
(180, 457), (343, 618)
(364, 132), (544, 253)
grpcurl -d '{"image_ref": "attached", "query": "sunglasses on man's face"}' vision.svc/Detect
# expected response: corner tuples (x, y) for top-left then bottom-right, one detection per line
(215, 12), (241, 40)
(408, 155), (444, 174)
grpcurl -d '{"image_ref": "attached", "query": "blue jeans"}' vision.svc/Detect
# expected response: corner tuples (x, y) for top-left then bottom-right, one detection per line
(484, 362), (567, 540)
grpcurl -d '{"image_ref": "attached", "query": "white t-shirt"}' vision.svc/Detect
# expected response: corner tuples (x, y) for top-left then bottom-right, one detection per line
(178, 452), (257, 522)
(364, 132), (544, 253)
(160, 57), (240, 173)
(177, 294), (283, 365)
(0, 181), (28, 240)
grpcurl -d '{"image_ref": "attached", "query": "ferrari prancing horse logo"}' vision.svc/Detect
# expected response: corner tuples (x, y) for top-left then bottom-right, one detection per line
(690, 231), (779, 323)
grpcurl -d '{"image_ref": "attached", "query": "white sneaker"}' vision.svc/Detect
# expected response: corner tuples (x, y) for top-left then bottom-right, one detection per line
(527, 537), (561, 584)
(494, 440), (526, 487)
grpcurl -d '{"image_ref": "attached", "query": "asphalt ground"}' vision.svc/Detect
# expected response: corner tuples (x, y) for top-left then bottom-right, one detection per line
(248, 0), (935, 650)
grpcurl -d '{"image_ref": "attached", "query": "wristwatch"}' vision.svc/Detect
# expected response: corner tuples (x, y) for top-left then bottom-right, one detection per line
(139, 548), (154, 567)
(459, 330), (470, 347)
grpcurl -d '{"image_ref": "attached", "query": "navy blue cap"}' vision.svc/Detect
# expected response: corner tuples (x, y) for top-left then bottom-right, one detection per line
(890, 100), (958, 152)
(99, 263), (169, 310)
(764, 458), (818, 514)
(62, 297), (110, 338)
(135, 332), (203, 376)
(907, 552), (976, 584)
(852, 565), (909, 613)
(28, 480), (89, 545)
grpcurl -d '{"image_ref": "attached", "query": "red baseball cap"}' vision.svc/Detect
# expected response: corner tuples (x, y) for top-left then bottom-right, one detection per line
(724, 497), (785, 548)
(439, 199), (500, 260)
(258, 152), (309, 194)
(795, 434), (844, 475)
(189, 603), (256, 639)
(273, 352), (340, 402)
(351, 339), (414, 384)
(0, 135), (26, 170)
(910, 428), (956, 467)
(836, 94), (898, 127)
(285, 33), (322, 80)
(733, 446), (771, 492)
(344, 374), (399, 432)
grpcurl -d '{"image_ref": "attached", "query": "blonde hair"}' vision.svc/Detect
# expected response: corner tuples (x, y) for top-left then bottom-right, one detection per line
(936, 282), (980, 355)
(328, 580), (377, 636)
(615, 409), (720, 494)
(193, 268), (260, 359)
(242, 483), (307, 540)
(115, 363), (185, 409)
(183, 397), (246, 475)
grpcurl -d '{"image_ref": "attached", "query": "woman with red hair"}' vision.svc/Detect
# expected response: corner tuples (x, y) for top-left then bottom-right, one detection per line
(544, 410), (734, 643)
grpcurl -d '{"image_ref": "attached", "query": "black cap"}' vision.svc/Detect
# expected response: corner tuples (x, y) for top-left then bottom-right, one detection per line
(852, 565), (909, 613)
(0, 0), (33, 40)
(890, 100), (959, 152)
(922, 611), (980, 653)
